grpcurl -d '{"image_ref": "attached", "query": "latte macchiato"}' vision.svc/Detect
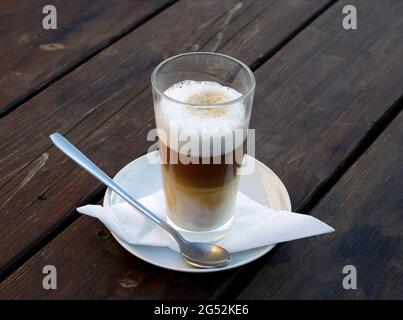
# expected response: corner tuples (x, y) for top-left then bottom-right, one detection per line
(151, 52), (255, 241)
(156, 81), (246, 231)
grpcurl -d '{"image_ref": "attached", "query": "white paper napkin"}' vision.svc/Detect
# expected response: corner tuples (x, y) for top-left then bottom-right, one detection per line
(77, 190), (334, 253)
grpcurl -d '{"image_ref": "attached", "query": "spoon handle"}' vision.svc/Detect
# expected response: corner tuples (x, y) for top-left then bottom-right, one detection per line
(50, 132), (183, 243)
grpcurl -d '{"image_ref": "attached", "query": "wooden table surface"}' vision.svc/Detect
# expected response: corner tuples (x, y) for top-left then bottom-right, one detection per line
(0, 0), (402, 299)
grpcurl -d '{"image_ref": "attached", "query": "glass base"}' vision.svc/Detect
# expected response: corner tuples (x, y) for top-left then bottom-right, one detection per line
(166, 217), (234, 243)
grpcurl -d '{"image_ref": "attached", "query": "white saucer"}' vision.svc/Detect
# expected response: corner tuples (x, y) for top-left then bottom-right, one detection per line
(103, 151), (291, 273)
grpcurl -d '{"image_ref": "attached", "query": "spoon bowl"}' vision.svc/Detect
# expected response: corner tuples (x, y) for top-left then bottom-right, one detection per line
(181, 242), (231, 268)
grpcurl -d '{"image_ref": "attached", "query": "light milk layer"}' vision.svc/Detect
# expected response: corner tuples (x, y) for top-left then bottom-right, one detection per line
(156, 80), (246, 157)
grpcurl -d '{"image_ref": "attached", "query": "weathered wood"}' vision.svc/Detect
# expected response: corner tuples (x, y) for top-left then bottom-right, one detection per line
(1, 0), (403, 299)
(0, 0), (174, 116)
(238, 111), (403, 299)
(0, 215), (238, 299)
(0, 0), (330, 277)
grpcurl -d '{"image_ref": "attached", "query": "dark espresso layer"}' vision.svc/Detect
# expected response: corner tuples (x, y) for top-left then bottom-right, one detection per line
(159, 141), (245, 230)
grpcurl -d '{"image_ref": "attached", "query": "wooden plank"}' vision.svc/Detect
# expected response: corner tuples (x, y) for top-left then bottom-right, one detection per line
(0, 0), (174, 116)
(0, 0), (331, 277)
(1, 0), (402, 299)
(238, 111), (403, 299)
(0, 215), (234, 299)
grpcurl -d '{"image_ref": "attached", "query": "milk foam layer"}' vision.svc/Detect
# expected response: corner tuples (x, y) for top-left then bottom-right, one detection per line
(156, 80), (246, 157)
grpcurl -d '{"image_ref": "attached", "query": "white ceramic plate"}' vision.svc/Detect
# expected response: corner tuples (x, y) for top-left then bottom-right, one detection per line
(103, 151), (291, 273)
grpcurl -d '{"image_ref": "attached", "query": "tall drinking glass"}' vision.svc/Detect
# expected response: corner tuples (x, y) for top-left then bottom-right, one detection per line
(151, 52), (255, 242)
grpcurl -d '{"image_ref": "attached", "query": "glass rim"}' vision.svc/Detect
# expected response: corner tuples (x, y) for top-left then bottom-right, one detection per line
(151, 52), (256, 108)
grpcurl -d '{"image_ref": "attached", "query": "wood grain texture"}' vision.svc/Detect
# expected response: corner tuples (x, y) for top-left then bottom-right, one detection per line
(0, 0), (330, 277)
(0, 215), (239, 299)
(0, 0), (174, 116)
(238, 111), (403, 299)
(1, 0), (403, 299)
